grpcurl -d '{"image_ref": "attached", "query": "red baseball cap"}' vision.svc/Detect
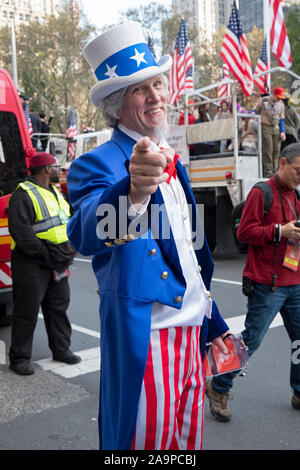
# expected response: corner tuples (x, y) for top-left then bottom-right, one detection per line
(29, 152), (57, 168)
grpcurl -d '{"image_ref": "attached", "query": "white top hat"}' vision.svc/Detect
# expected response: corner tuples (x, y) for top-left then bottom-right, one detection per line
(83, 21), (172, 106)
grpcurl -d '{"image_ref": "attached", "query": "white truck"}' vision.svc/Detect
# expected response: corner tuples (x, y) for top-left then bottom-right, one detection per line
(172, 67), (300, 256)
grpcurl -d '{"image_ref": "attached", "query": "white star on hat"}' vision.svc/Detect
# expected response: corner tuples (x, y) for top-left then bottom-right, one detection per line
(130, 48), (147, 68)
(105, 64), (118, 79)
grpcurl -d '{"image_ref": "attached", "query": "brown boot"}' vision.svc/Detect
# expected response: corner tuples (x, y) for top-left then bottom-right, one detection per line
(291, 393), (300, 410)
(205, 380), (232, 422)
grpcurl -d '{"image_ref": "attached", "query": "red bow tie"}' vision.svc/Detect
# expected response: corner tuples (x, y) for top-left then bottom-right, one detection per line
(162, 152), (179, 184)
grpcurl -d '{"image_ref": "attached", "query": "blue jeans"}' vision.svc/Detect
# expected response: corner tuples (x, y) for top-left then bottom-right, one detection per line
(212, 283), (300, 398)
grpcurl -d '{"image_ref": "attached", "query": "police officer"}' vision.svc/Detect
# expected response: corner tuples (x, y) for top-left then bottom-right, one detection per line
(8, 152), (80, 375)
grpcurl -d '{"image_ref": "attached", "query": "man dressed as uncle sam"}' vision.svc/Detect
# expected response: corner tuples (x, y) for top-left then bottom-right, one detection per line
(67, 21), (230, 450)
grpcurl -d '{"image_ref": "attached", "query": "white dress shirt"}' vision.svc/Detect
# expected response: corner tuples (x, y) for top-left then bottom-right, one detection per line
(119, 124), (212, 330)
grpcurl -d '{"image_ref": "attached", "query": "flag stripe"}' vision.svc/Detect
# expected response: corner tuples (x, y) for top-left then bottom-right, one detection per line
(66, 107), (78, 160)
(253, 37), (269, 94)
(269, 0), (292, 68)
(218, 63), (231, 99)
(219, 0), (253, 97)
(133, 326), (205, 450)
(169, 19), (194, 106)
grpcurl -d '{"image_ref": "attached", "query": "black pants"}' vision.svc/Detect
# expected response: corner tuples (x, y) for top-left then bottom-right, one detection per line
(281, 134), (297, 152)
(9, 261), (71, 363)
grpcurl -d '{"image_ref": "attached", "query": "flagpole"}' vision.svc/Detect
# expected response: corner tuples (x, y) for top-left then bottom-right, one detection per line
(264, 0), (271, 91)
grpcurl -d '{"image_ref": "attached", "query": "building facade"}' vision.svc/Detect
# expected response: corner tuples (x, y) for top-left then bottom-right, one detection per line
(239, 0), (300, 33)
(172, 0), (217, 42)
(215, 0), (234, 30)
(172, 0), (300, 39)
(0, 0), (78, 25)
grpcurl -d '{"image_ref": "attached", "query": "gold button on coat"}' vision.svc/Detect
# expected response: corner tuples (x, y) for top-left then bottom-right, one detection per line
(174, 296), (182, 304)
(161, 271), (168, 280)
(149, 249), (157, 256)
(206, 290), (211, 298)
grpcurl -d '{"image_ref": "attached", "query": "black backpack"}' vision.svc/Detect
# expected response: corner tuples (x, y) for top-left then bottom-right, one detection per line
(232, 182), (274, 254)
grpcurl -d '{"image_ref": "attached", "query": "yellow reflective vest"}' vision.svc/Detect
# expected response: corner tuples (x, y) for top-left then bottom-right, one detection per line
(11, 181), (70, 250)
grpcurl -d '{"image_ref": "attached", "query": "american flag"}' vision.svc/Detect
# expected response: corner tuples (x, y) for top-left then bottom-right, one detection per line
(218, 63), (231, 99)
(66, 107), (78, 161)
(269, 0), (292, 68)
(220, 0), (253, 97)
(24, 102), (33, 136)
(254, 38), (269, 94)
(168, 19), (194, 106)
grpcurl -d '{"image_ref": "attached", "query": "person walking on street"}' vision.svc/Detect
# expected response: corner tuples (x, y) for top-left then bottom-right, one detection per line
(253, 87), (286, 178)
(8, 152), (81, 376)
(206, 143), (300, 422)
(66, 21), (229, 450)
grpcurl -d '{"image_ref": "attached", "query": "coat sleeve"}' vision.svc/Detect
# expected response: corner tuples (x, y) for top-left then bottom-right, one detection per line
(237, 187), (275, 246)
(206, 301), (229, 343)
(67, 146), (135, 256)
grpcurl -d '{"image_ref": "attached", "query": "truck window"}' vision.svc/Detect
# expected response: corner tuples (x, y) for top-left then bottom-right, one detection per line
(83, 136), (98, 154)
(0, 111), (27, 196)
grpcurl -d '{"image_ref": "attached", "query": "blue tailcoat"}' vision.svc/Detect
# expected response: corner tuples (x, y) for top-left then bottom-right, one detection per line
(67, 128), (228, 450)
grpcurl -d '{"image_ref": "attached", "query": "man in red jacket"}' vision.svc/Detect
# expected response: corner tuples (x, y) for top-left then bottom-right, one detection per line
(206, 142), (300, 421)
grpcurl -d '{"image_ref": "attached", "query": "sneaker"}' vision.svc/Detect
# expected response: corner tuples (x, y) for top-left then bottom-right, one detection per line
(53, 351), (81, 365)
(291, 393), (300, 410)
(9, 360), (35, 376)
(205, 380), (232, 422)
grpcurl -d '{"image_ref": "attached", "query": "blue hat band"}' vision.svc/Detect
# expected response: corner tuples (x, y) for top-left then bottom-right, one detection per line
(95, 43), (158, 82)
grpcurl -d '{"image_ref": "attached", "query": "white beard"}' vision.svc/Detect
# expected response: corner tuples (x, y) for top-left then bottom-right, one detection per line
(152, 121), (170, 143)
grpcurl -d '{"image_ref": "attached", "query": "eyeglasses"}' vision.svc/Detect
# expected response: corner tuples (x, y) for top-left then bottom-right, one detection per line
(287, 161), (300, 176)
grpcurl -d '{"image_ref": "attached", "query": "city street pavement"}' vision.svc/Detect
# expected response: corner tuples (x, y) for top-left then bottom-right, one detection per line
(0, 253), (299, 451)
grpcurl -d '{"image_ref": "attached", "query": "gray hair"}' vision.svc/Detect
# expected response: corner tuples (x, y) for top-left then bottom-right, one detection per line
(279, 143), (300, 163)
(97, 87), (128, 128)
(97, 74), (169, 128)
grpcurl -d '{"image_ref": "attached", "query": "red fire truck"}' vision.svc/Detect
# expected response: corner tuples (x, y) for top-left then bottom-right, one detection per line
(0, 69), (35, 326)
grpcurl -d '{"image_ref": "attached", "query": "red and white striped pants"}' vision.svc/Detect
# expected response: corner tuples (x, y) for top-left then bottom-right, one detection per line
(132, 326), (205, 450)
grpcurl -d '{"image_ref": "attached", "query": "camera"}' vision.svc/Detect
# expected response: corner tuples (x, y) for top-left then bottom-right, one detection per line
(295, 221), (300, 228)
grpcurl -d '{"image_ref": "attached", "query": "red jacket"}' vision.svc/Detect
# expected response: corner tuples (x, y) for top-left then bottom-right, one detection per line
(178, 112), (196, 126)
(237, 175), (300, 286)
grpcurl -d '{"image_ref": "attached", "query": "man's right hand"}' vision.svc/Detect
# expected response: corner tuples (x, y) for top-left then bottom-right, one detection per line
(129, 136), (173, 206)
